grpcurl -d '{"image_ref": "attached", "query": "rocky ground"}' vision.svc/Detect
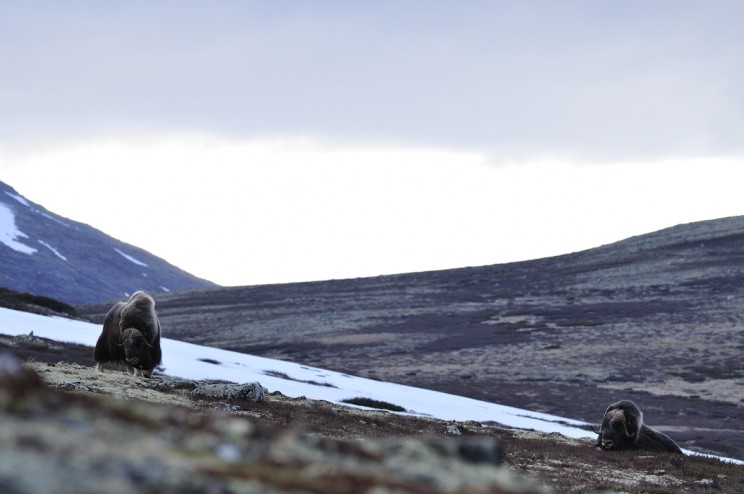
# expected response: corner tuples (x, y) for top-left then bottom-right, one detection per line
(2, 333), (743, 493)
(79, 216), (744, 460)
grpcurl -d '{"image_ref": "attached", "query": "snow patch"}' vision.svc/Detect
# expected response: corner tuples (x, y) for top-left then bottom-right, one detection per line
(0, 203), (38, 255)
(4, 192), (30, 207)
(38, 240), (67, 261)
(41, 212), (70, 227)
(114, 248), (148, 267)
(3, 191), (69, 226)
(160, 286), (170, 292)
(0, 307), (590, 437)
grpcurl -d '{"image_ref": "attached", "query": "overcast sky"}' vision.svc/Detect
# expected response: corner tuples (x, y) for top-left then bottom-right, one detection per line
(2, 1), (744, 286)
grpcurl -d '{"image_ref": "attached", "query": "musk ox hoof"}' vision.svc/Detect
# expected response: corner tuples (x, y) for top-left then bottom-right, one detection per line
(126, 365), (151, 378)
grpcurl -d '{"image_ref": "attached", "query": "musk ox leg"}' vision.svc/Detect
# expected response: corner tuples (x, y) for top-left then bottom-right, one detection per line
(96, 362), (106, 372)
(128, 365), (145, 378)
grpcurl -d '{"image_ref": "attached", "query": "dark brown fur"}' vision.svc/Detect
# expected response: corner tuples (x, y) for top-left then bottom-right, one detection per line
(93, 291), (162, 378)
(595, 400), (682, 454)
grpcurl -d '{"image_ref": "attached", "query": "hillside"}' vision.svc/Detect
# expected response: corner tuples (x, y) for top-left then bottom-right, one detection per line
(2, 333), (743, 493)
(79, 215), (744, 460)
(0, 181), (217, 304)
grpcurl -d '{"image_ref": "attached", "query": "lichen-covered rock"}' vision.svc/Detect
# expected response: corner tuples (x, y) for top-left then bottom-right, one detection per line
(55, 381), (102, 393)
(3, 358), (741, 493)
(447, 424), (465, 435)
(150, 376), (197, 391)
(12, 331), (46, 345)
(0, 359), (552, 494)
(191, 381), (267, 402)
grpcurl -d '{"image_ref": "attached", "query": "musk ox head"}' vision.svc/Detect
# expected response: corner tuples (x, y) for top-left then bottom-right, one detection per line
(596, 400), (643, 451)
(120, 327), (154, 369)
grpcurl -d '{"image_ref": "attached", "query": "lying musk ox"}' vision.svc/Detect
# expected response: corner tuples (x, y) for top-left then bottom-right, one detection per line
(595, 400), (682, 454)
(93, 291), (162, 378)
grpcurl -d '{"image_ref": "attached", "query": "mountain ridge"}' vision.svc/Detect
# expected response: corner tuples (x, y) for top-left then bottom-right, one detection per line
(0, 180), (217, 304)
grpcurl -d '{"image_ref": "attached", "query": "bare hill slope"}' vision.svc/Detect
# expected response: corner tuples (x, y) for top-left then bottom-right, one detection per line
(79, 216), (744, 459)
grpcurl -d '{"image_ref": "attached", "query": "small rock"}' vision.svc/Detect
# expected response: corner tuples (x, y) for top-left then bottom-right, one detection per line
(56, 382), (102, 393)
(217, 403), (242, 412)
(153, 377), (197, 391)
(192, 382), (267, 402)
(446, 425), (464, 435)
(13, 331), (45, 345)
(695, 478), (719, 488)
(428, 437), (504, 466)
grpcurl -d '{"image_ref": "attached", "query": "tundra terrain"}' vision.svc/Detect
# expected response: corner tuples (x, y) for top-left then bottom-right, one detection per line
(79, 216), (744, 460)
(2, 333), (743, 493)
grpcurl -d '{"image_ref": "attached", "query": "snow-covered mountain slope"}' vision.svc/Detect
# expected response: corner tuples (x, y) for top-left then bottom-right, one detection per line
(0, 181), (216, 304)
(2, 307), (741, 464)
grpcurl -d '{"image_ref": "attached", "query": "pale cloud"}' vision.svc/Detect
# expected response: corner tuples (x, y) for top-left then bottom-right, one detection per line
(4, 135), (744, 286)
(2, 1), (743, 161)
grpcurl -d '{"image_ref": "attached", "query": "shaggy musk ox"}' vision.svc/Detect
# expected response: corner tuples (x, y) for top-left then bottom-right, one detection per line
(93, 291), (162, 378)
(595, 400), (682, 454)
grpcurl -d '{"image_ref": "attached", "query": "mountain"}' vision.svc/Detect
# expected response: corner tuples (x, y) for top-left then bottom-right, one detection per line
(79, 215), (744, 459)
(0, 181), (217, 304)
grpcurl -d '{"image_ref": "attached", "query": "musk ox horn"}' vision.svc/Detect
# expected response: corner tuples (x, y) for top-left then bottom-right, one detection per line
(606, 409), (635, 438)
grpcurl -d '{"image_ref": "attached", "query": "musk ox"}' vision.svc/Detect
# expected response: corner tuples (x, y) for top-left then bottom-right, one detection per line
(93, 291), (162, 378)
(595, 400), (682, 454)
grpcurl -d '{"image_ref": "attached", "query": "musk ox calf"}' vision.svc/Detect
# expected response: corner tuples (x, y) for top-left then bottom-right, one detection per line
(595, 400), (682, 454)
(93, 291), (162, 378)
